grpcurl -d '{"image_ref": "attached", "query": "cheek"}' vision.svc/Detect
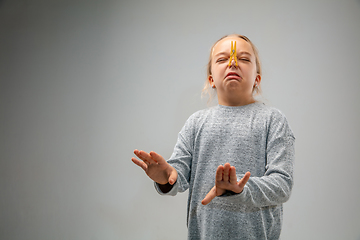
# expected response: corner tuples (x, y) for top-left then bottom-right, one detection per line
(242, 64), (257, 77)
(215, 63), (227, 72)
(211, 64), (220, 76)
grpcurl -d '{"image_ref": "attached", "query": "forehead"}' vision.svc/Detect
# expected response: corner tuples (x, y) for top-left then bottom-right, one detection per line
(212, 37), (254, 56)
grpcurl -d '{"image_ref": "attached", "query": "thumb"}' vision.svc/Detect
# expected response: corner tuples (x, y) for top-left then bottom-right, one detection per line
(168, 168), (178, 185)
(201, 186), (216, 205)
(237, 171), (251, 189)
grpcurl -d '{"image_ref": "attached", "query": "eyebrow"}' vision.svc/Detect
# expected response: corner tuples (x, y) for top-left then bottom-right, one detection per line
(214, 51), (252, 57)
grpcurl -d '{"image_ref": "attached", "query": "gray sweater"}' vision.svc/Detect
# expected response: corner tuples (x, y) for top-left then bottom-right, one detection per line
(156, 103), (295, 240)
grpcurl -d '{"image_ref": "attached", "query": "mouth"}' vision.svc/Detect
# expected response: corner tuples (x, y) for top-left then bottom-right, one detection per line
(225, 72), (241, 81)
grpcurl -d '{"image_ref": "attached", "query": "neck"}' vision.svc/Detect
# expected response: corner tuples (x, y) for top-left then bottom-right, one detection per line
(218, 95), (255, 107)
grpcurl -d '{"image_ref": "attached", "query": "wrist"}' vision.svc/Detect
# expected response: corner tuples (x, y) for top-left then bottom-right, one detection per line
(157, 180), (176, 193)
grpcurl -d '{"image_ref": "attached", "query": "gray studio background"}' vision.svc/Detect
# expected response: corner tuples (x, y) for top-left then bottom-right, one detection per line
(1, 0), (360, 239)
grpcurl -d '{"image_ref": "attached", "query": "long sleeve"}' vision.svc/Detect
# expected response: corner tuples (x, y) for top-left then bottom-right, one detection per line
(154, 103), (295, 239)
(154, 114), (197, 195)
(222, 109), (295, 208)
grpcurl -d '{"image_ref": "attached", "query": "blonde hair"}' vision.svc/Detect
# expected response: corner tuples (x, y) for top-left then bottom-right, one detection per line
(202, 34), (262, 102)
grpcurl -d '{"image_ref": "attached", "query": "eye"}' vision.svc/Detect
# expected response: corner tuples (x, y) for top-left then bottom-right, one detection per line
(239, 58), (250, 62)
(216, 58), (227, 63)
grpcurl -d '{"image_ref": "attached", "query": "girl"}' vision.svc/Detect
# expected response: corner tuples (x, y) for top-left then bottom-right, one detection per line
(132, 34), (295, 240)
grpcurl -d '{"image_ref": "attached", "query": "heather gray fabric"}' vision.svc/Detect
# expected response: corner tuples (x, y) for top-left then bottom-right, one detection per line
(156, 103), (295, 240)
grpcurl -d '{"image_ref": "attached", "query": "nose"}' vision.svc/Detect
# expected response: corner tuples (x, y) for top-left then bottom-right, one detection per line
(230, 58), (237, 68)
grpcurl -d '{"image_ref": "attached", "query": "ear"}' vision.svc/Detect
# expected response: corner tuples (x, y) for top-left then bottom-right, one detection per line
(208, 75), (215, 88)
(255, 74), (261, 86)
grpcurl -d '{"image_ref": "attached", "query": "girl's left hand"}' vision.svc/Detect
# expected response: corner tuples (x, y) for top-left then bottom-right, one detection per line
(201, 163), (251, 205)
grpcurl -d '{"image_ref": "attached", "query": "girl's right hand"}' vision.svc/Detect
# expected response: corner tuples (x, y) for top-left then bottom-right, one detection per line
(131, 149), (178, 185)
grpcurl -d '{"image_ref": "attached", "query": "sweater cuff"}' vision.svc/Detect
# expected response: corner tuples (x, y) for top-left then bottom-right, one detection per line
(154, 180), (179, 196)
(218, 186), (249, 202)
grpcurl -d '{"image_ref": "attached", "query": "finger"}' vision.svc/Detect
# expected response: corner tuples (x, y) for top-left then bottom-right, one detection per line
(216, 165), (224, 182)
(149, 151), (166, 165)
(237, 171), (251, 189)
(133, 149), (146, 162)
(131, 157), (148, 171)
(168, 167), (178, 185)
(229, 166), (237, 184)
(223, 163), (231, 182)
(136, 150), (157, 165)
(201, 186), (217, 205)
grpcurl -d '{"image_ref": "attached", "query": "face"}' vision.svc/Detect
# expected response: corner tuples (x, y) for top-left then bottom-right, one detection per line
(208, 36), (261, 106)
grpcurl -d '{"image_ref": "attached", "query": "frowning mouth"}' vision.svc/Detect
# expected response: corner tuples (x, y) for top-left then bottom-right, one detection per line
(225, 72), (241, 80)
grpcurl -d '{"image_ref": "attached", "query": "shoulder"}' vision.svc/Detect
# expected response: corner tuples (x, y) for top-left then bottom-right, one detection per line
(179, 107), (217, 134)
(185, 106), (216, 123)
(253, 103), (285, 118)
(252, 103), (290, 126)
(255, 103), (295, 139)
